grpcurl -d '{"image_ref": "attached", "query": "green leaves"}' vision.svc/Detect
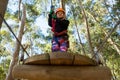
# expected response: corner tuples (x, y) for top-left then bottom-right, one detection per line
(0, 0), (120, 79)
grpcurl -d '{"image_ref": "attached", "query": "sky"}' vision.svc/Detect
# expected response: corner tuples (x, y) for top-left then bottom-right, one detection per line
(0, 0), (50, 55)
(35, 16), (50, 36)
(7, 0), (51, 35)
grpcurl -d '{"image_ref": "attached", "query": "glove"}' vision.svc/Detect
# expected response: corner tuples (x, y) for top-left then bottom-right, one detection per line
(49, 5), (56, 19)
(52, 14), (56, 19)
(50, 5), (55, 14)
(50, 10), (54, 15)
(51, 5), (55, 11)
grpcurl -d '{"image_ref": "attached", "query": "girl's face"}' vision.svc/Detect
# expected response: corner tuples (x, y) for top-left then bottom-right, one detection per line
(56, 11), (65, 18)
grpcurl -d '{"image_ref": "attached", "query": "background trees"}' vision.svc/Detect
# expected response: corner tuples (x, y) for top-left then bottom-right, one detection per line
(0, 0), (120, 80)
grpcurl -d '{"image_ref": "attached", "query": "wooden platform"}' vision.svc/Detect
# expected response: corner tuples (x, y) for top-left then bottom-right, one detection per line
(24, 52), (97, 66)
(12, 65), (112, 80)
(12, 52), (112, 80)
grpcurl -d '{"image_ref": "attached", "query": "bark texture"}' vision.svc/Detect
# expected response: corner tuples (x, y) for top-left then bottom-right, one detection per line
(0, 0), (8, 28)
(6, 4), (26, 80)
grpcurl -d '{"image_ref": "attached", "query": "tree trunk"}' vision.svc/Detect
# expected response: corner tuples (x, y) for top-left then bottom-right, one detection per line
(18, 0), (22, 20)
(0, 0), (9, 28)
(6, 4), (26, 80)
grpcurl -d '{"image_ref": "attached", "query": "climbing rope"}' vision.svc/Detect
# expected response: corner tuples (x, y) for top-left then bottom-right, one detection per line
(0, 14), (29, 57)
(92, 20), (120, 59)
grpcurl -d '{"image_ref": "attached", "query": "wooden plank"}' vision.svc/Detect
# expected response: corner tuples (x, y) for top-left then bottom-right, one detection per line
(24, 52), (97, 66)
(49, 52), (74, 65)
(74, 54), (97, 66)
(12, 65), (112, 80)
(24, 53), (50, 65)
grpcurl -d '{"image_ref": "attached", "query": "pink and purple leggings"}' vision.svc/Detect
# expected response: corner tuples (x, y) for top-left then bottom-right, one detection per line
(52, 36), (69, 52)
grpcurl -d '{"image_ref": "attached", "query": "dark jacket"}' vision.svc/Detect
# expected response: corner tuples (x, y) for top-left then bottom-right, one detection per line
(48, 13), (69, 34)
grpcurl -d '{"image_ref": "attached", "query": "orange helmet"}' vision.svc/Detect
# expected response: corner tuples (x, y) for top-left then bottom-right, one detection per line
(55, 8), (65, 14)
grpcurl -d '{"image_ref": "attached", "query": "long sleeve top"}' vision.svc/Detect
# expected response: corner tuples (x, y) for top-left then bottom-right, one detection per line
(48, 13), (69, 34)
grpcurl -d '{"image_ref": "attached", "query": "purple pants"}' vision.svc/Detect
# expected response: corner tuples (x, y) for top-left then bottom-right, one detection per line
(52, 36), (69, 52)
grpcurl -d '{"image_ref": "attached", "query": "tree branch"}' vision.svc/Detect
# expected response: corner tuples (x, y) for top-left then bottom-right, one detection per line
(93, 20), (120, 58)
(78, 0), (94, 56)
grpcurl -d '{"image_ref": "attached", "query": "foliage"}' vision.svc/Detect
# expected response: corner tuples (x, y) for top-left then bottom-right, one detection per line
(0, 0), (120, 80)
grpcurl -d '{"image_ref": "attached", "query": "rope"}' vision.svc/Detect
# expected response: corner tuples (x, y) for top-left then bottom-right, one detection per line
(92, 20), (120, 59)
(51, 0), (52, 6)
(0, 14), (30, 57)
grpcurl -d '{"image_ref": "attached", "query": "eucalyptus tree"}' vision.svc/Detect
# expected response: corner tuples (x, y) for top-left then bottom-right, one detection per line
(65, 0), (120, 79)
(1, 0), (120, 79)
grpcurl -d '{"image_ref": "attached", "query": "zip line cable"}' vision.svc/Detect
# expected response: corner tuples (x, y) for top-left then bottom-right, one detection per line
(0, 14), (29, 57)
(92, 20), (120, 59)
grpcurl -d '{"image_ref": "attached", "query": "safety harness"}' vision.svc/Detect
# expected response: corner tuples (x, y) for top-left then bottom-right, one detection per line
(51, 18), (67, 36)
(51, 18), (69, 48)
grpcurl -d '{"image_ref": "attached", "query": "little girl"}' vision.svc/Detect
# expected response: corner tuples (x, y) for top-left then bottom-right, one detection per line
(48, 7), (69, 52)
